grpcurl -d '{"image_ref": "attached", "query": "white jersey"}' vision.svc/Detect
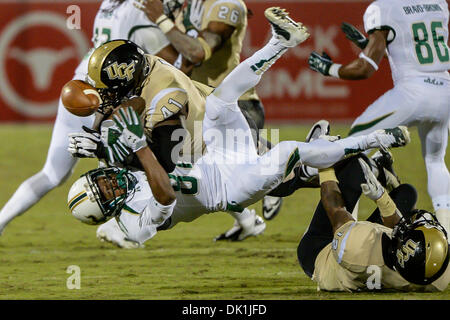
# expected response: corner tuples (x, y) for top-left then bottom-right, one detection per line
(74, 0), (170, 76)
(115, 160), (226, 243)
(364, 0), (450, 84)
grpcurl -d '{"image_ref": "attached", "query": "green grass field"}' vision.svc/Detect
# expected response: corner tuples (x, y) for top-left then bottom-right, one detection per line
(0, 123), (449, 300)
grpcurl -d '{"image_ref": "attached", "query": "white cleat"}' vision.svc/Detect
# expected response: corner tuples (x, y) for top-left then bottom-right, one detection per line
(96, 219), (143, 249)
(265, 7), (310, 47)
(373, 126), (411, 150)
(305, 120), (330, 143)
(262, 195), (283, 220)
(214, 209), (266, 241)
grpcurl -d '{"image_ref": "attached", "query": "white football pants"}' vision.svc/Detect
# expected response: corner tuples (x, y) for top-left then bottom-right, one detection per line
(349, 76), (450, 212)
(0, 59), (95, 231)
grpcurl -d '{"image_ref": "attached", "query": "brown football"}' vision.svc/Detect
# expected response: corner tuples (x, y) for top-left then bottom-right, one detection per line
(61, 80), (102, 117)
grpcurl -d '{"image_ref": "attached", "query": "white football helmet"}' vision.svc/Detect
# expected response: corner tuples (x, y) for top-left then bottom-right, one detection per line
(67, 167), (137, 225)
(68, 176), (104, 225)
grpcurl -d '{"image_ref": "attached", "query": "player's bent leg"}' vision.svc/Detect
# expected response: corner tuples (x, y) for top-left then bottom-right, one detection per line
(237, 100), (283, 220)
(0, 100), (94, 234)
(225, 127), (410, 209)
(211, 8), (308, 107)
(0, 172), (58, 234)
(348, 86), (409, 137)
(298, 126), (410, 169)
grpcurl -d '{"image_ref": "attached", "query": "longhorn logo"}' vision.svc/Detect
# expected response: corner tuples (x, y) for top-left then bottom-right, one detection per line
(0, 11), (89, 117)
(9, 47), (75, 90)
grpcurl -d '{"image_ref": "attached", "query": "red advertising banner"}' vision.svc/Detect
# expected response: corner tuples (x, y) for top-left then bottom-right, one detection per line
(0, 0), (448, 122)
(244, 0), (394, 121)
(0, 1), (99, 122)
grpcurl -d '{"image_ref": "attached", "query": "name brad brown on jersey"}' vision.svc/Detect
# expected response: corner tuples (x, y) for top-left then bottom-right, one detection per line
(403, 4), (443, 15)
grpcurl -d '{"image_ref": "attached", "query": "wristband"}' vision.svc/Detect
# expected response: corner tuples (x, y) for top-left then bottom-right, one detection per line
(329, 63), (342, 78)
(197, 37), (212, 61)
(156, 15), (175, 34)
(359, 52), (379, 71)
(319, 167), (339, 185)
(375, 191), (397, 217)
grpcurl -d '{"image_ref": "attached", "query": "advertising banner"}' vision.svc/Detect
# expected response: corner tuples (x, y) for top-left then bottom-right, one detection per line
(0, 0), (447, 122)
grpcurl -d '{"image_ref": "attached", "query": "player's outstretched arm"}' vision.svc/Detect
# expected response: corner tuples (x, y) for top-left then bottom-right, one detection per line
(308, 29), (388, 80)
(135, 0), (232, 65)
(318, 167), (355, 233)
(113, 107), (176, 206)
(358, 158), (401, 228)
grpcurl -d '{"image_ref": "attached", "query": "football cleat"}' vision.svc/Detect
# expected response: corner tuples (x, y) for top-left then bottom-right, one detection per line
(296, 165), (319, 186)
(96, 219), (143, 249)
(373, 126), (411, 149)
(262, 195), (283, 220)
(264, 7), (310, 47)
(214, 210), (266, 241)
(305, 119), (330, 142)
(371, 148), (400, 190)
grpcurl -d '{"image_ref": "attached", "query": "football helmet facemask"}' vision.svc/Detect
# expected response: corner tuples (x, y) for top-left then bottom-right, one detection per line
(390, 209), (449, 285)
(67, 167), (137, 225)
(87, 40), (150, 115)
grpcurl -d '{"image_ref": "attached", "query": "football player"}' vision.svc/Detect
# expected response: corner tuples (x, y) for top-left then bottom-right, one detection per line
(298, 154), (449, 292)
(307, 0), (450, 235)
(134, 0), (284, 220)
(68, 8), (412, 247)
(0, 0), (208, 234)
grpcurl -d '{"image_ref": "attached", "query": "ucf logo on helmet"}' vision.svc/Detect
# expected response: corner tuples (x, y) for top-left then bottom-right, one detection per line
(396, 239), (419, 268)
(103, 61), (136, 81)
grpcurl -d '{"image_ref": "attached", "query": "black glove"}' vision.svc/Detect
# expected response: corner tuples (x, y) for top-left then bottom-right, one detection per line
(341, 22), (368, 50)
(308, 51), (334, 76)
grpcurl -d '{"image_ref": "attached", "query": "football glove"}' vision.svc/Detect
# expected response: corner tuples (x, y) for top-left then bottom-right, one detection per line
(68, 126), (105, 159)
(100, 120), (131, 165)
(359, 158), (385, 201)
(113, 106), (148, 153)
(183, 0), (204, 32)
(308, 51), (334, 76)
(341, 22), (368, 50)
